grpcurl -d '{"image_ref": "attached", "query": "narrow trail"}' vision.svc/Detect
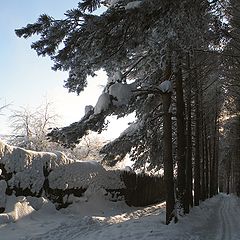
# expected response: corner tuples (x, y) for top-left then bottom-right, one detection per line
(218, 194), (240, 240)
(191, 194), (240, 240)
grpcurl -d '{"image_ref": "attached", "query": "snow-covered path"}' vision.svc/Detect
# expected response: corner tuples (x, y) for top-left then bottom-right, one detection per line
(1, 194), (240, 240)
(193, 194), (240, 240)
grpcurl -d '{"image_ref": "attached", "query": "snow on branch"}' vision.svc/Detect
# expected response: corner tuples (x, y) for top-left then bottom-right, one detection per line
(48, 75), (137, 147)
(125, 1), (142, 10)
(159, 80), (173, 93)
(100, 121), (143, 165)
(47, 110), (108, 148)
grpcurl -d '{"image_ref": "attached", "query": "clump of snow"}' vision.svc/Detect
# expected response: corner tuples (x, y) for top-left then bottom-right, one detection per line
(62, 185), (128, 218)
(85, 105), (94, 115)
(123, 166), (133, 172)
(120, 121), (142, 137)
(108, 71), (123, 84)
(107, 0), (121, 7)
(94, 93), (111, 114)
(0, 213), (13, 224)
(0, 195), (57, 225)
(0, 196), (35, 223)
(12, 199), (35, 221)
(94, 80), (136, 112)
(109, 82), (135, 107)
(159, 80), (173, 93)
(84, 186), (107, 201)
(125, 1), (142, 10)
(0, 180), (7, 208)
(26, 196), (55, 213)
(168, 103), (173, 113)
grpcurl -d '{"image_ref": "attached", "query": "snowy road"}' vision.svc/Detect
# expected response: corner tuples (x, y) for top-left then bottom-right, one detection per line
(1, 194), (240, 240)
(207, 194), (240, 240)
(179, 194), (240, 240)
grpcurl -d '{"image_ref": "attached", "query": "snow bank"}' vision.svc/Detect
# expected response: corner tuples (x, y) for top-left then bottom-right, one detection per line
(0, 195), (56, 224)
(0, 196), (35, 224)
(61, 186), (128, 218)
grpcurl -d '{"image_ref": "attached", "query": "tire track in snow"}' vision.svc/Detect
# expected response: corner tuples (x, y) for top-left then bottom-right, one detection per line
(223, 195), (240, 240)
(217, 194), (240, 240)
(188, 194), (240, 240)
(219, 197), (231, 240)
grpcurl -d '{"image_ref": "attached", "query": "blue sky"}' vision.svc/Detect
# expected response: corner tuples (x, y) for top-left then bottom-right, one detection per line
(0, 1), (105, 134)
(0, 0), (78, 101)
(0, 1), (131, 139)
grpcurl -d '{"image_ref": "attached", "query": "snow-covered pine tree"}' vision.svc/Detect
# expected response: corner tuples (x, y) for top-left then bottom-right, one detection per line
(16, 0), (217, 224)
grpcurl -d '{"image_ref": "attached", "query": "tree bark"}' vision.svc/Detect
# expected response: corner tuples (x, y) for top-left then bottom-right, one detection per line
(162, 92), (175, 224)
(200, 83), (206, 201)
(185, 54), (193, 213)
(162, 59), (175, 225)
(209, 130), (214, 198)
(175, 60), (187, 213)
(194, 77), (201, 206)
(204, 118), (209, 199)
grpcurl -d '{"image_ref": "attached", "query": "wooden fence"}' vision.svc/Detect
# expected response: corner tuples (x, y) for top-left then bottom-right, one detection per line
(120, 171), (165, 207)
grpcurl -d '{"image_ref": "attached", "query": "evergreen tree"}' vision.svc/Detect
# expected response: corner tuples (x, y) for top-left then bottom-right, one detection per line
(16, 0), (219, 223)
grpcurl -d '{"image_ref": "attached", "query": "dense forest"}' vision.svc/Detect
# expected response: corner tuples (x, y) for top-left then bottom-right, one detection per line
(14, 0), (240, 225)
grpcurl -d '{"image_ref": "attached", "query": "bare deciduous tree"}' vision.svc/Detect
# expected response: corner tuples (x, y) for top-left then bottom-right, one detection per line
(9, 101), (59, 151)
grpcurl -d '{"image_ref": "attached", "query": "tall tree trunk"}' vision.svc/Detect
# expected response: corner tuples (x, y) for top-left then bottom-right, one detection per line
(163, 92), (175, 224)
(200, 82), (205, 201)
(204, 118), (209, 199)
(213, 104), (219, 195)
(209, 130), (214, 197)
(201, 122), (206, 200)
(194, 76), (201, 206)
(175, 58), (187, 213)
(185, 54), (193, 213)
(210, 95), (219, 197)
(162, 60), (175, 225)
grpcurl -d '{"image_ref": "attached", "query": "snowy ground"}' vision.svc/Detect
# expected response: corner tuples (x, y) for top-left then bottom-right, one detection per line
(0, 192), (240, 240)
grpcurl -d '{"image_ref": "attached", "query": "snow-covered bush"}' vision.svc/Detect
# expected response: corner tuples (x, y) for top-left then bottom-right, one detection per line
(0, 140), (165, 209)
(48, 161), (124, 190)
(0, 140), (125, 208)
(0, 140), (72, 195)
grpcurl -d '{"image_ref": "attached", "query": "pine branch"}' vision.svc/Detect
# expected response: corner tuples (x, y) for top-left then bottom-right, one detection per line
(78, 0), (102, 13)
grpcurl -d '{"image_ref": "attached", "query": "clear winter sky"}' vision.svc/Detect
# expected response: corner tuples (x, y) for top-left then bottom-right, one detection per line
(0, 1), (131, 139)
